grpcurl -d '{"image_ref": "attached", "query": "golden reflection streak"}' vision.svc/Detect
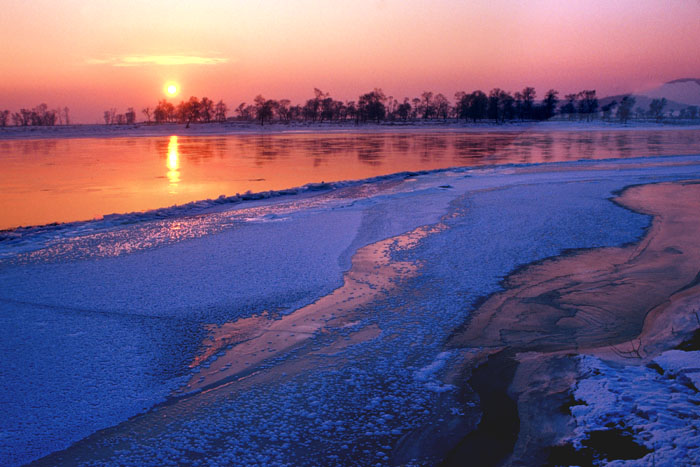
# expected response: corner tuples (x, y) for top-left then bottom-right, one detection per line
(166, 135), (180, 189)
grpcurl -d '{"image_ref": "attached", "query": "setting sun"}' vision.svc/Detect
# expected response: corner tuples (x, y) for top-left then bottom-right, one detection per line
(166, 83), (178, 97)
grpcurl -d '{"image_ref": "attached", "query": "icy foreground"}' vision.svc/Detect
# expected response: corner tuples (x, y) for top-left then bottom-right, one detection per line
(2, 156), (700, 465)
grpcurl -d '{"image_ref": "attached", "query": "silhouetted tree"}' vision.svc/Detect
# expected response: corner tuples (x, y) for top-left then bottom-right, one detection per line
(276, 99), (291, 122)
(142, 107), (152, 123)
(421, 91), (434, 119)
(320, 96), (335, 122)
(409, 98), (420, 120)
(358, 89), (386, 122)
(397, 98), (411, 121)
(235, 102), (247, 120)
(302, 88), (327, 122)
(617, 95), (635, 124)
(542, 89), (559, 120)
(125, 107), (136, 124)
(345, 101), (357, 122)
(154, 100), (174, 123)
(521, 87), (536, 120)
(601, 101), (617, 121)
(500, 91), (515, 121)
(434, 93), (450, 120)
(687, 106), (698, 120)
(214, 100), (228, 122)
(465, 91), (489, 122)
(24, 104), (57, 126)
(0, 110), (9, 127)
(577, 90), (598, 121)
(560, 93), (577, 119)
(487, 88), (502, 122)
(200, 97), (214, 123)
(649, 98), (667, 122)
(254, 95), (275, 125)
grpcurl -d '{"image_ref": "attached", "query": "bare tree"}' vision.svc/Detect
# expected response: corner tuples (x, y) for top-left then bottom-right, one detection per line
(560, 93), (577, 120)
(649, 98), (667, 122)
(487, 88), (503, 122)
(688, 106), (699, 120)
(125, 107), (136, 125)
(276, 99), (291, 122)
(200, 97), (214, 123)
(521, 87), (536, 120)
(420, 91), (434, 119)
(397, 98), (411, 121)
(577, 90), (598, 121)
(154, 100), (174, 123)
(434, 93), (450, 120)
(142, 107), (152, 123)
(214, 100), (228, 122)
(617, 95), (635, 124)
(253, 95), (274, 125)
(543, 89), (559, 120)
(357, 88), (387, 123)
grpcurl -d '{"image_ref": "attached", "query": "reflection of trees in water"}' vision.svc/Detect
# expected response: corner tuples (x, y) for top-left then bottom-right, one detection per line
(7, 139), (59, 156)
(646, 133), (663, 155)
(13, 130), (696, 173)
(571, 133), (596, 159)
(229, 136), (290, 166)
(354, 136), (386, 166)
(614, 133), (632, 155)
(390, 134), (411, 156)
(232, 134), (390, 167)
(452, 133), (522, 164)
(144, 130), (700, 171)
(415, 135), (448, 162)
(537, 134), (554, 161)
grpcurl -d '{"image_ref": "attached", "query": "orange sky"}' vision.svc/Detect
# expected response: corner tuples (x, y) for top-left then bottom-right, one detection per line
(1, 0), (699, 123)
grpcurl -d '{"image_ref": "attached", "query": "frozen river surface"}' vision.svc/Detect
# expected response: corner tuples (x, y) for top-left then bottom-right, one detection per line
(2, 150), (700, 465)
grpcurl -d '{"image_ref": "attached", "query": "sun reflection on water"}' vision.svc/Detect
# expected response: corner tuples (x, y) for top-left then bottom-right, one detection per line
(166, 135), (180, 190)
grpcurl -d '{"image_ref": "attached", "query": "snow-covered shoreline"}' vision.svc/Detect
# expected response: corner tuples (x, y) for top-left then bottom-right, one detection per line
(2, 120), (700, 141)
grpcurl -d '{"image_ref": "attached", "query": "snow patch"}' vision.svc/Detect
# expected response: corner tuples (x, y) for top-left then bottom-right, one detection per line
(414, 351), (455, 392)
(567, 352), (700, 466)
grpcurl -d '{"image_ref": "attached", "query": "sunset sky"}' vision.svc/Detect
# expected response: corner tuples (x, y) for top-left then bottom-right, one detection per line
(1, 0), (699, 123)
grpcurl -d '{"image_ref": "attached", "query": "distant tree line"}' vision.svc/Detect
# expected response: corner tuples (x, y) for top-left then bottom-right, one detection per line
(128, 87), (698, 126)
(2, 88), (698, 128)
(0, 104), (70, 127)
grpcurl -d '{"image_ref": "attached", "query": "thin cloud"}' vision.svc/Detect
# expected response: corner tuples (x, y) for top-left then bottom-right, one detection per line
(86, 55), (229, 67)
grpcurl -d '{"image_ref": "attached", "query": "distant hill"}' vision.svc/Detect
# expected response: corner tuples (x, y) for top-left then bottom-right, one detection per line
(642, 78), (700, 106)
(599, 78), (700, 114)
(667, 78), (700, 87)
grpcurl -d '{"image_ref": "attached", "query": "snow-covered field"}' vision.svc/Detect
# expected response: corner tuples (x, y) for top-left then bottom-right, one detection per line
(2, 153), (700, 465)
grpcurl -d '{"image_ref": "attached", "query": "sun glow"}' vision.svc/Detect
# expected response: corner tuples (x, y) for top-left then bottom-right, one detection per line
(165, 83), (178, 97)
